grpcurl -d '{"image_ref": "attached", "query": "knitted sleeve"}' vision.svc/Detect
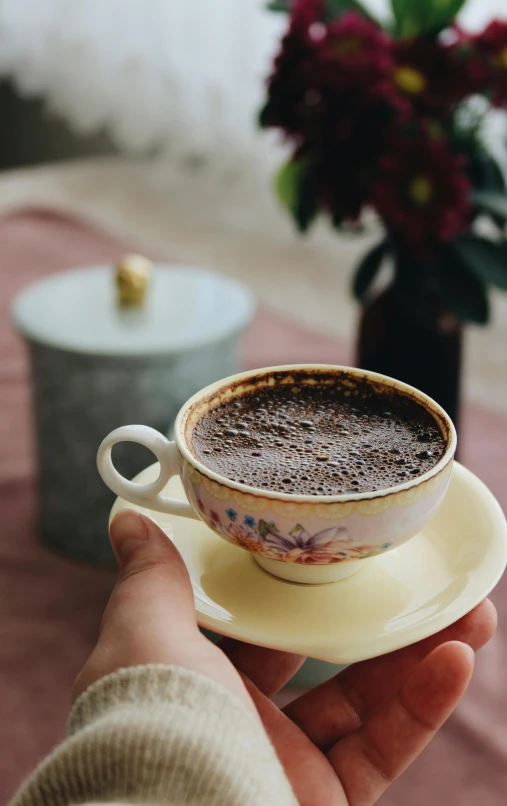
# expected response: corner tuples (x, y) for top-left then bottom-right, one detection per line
(10, 664), (298, 806)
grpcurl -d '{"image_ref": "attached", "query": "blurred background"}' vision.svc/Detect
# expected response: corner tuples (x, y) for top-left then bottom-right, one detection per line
(1, 0), (507, 409)
(1, 2), (507, 805)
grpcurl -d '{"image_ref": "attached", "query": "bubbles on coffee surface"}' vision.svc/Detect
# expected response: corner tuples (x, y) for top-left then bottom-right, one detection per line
(190, 372), (446, 496)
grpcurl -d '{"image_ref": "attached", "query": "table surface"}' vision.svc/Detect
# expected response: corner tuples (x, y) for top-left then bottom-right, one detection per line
(0, 156), (506, 416)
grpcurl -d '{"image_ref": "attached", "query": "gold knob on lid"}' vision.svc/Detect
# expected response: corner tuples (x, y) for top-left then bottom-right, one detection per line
(115, 254), (153, 306)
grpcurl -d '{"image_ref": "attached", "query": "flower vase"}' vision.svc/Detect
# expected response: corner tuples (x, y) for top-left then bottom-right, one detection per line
(356, 284), (462, 433)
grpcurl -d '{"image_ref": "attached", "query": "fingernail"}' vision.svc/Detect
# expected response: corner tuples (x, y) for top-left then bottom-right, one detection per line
(110, 510), (149, 566)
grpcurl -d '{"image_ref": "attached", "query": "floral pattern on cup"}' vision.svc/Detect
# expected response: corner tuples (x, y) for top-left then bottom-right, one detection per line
(184, 457), (453, 566)
(194, 497), (392, 565)
(98, 366), (456, 580)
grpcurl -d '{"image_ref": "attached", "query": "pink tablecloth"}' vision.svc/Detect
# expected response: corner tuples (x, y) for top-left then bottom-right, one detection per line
(1, 209), (507, 805)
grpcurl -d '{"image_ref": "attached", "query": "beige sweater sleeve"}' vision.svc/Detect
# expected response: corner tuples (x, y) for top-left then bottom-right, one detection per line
(10, 664), (298, 806)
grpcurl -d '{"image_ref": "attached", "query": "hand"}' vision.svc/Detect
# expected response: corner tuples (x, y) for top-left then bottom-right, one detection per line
(75, 511), (497, 806)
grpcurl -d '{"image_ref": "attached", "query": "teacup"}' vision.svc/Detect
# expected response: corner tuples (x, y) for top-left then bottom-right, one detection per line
(97, 364), (456, 584)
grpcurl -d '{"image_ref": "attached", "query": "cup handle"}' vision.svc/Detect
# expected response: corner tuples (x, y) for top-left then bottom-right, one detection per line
(97, 425), (199, 520)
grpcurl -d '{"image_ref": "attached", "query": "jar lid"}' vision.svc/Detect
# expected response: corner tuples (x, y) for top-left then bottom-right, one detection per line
(12, 264), (255, 356)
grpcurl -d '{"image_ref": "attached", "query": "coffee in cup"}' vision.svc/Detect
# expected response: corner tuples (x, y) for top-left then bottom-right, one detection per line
(189, 369), (445, 496)
(97, 365), (456, 584)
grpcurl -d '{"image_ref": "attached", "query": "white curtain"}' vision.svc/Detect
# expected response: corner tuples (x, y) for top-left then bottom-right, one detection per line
(0, 0), (284, 169)
(0, 0), (505, 170)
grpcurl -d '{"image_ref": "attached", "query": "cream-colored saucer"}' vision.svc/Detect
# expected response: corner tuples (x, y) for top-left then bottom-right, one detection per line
(111, 462), (507, 664)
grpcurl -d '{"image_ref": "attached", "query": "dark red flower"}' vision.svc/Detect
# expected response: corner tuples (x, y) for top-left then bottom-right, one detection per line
(262, 8), (404, 221)
(371, 134), (470, 250)
(472, 19), (507, 106)
(307, 100), (398, 222)
(259, 0), (325, 138)
(262, 6), (400, 135)
(319, 12), (395, 99)
(308, 13), (406, 220)
(391, 35), (472, 115)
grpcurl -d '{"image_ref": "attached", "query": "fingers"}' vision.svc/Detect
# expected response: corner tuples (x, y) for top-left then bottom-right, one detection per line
(326, 642), (474, 806)
(241, 676), (347, 806)
(74, 511), (256, 714)
(104, 509), (198, 639)
(219, 639), (306, 697)
(284, 600), (496, 749)
(73, 511), (201, 699)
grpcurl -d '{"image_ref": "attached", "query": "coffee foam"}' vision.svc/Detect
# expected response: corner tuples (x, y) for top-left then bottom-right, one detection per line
(187, 370), (447, 496)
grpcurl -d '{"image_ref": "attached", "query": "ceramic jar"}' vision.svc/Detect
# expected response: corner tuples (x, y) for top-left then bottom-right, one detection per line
(12, 263), (255, 562)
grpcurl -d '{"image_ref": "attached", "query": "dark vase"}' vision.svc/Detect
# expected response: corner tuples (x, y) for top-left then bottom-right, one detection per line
(356, 284), (462, 432)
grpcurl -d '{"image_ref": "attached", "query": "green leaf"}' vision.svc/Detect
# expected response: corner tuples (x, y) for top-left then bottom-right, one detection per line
(258, 520), (278, 539)
(466, 152), (506, 218)
(325, 0), (377, 23)
(452, 233), (507, 290)
(295, 174), (318, 231)
(480, 156), (505, 193)
(436, 248), (489, 324)
(274, 158), (318, 232)
(258, 520), (271, 539)
(352, 240), (389, 301)
(472, 191), (507, 222)
(391, 0), (465, 37)
(265, 0), (378, 22)
(275, 159), (304, 211)
(391, 243), (491, 327)
(391, 0), (414, 36)
(430, 0), (467, 29)
(467, 155), (506, 228)
(266, 0), (290, 11)
(258, 102), (269, 129)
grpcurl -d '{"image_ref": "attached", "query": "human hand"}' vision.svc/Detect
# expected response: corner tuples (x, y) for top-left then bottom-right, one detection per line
(75, 511), (497, 806)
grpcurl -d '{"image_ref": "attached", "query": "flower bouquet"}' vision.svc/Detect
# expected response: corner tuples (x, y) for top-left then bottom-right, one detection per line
(260, 0), (507, 425)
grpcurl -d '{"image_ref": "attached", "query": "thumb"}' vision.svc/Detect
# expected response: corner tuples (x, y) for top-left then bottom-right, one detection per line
(73, 510), (201, 699)
(109, 509), (196, 622)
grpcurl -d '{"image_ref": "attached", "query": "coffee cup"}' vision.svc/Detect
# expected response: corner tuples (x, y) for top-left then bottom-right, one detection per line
(97, 365), (456, 584)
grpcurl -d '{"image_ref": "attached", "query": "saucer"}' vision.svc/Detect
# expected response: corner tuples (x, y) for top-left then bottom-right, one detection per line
(111, 462), (507, 664)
